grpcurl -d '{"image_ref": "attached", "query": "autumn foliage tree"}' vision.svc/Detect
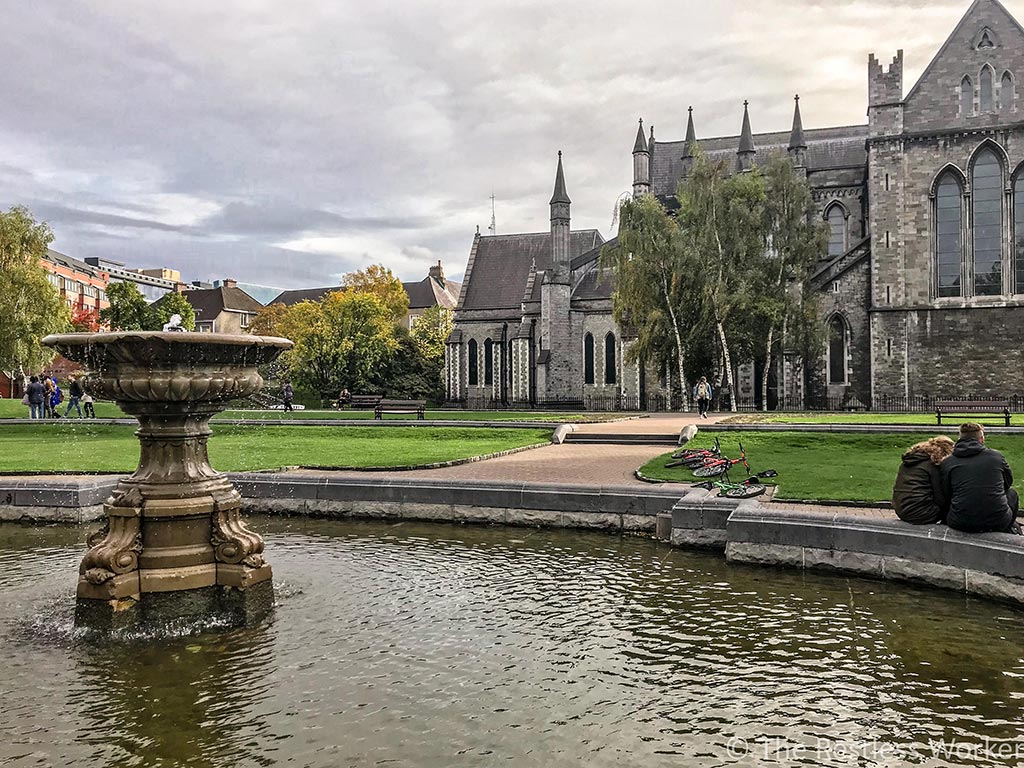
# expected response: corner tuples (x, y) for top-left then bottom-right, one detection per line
(0, 206), (71, 392)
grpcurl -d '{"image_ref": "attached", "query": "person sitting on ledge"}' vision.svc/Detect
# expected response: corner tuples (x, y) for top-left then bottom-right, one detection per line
(942, 422), (1020, 534)
(892, 436), (953, 525)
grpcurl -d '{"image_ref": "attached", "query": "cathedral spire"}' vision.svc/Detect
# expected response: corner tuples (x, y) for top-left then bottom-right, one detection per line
(737, 100), (755, 172)
(550, 150), (571, 205)
(682, 106), (697, 159)
(788, 94), (807, 151)
(631, 119), (651, 197)
(633, 118), (648, 153)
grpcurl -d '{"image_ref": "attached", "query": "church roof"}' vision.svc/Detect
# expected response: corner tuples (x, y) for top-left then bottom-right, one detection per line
(651, 124), (868, 196)
(460, 230), (603, 311)
(572, 266), (616, 300)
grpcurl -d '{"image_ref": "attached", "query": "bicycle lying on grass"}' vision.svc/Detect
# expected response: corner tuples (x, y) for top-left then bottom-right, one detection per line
(666, 437), (722, 469)
(688, 441), (779, 498)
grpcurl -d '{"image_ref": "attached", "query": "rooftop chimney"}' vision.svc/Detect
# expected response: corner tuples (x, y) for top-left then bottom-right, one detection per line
(222, 279), (238, 289)
(428, 260), (445, 285)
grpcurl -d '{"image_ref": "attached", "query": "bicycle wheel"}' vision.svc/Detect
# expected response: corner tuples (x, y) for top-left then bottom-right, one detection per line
(664, 458), (690, 469)
(721, 484), (766, 499)
(693, 463), (728, 478)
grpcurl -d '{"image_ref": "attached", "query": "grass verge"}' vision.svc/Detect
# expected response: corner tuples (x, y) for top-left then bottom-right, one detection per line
(638, 430), (1024, 503)
(0, 399), (626, 423)
(722, 412), (1024, 427)
(0, 423), (552, 473)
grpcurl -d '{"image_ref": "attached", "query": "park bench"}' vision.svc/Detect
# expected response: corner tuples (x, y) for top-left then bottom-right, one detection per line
(935, 399), (1011, 427)
(349, 394), (382, 410)
(374, 399), (427, 420)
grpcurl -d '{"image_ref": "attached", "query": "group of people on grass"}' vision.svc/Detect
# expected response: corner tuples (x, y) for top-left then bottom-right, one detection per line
(23, 375), (94, 419)
(893, 422), (1020, 534)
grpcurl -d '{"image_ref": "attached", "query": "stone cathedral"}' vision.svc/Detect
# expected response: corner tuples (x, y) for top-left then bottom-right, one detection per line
(447, 0), (1024, 409)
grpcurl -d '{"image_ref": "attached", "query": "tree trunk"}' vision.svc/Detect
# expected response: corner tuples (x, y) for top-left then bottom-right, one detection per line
(662, 274), (689, 411)
(760, 325), (774, 412)
(716, 320), (737, 413)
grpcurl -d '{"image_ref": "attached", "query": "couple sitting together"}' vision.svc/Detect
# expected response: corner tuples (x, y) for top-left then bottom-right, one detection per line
(892, 422), (1020, 534)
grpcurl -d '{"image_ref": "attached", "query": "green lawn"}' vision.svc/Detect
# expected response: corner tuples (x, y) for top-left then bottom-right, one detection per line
(0, 423), (552, 473)
(724, 412), (1024, 426)
(638, 430), (1024, 503)
(0, 398), (623, 423)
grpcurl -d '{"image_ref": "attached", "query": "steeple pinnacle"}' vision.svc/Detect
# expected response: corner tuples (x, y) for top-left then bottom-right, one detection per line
(737, 101), (755, 171)
(550, 150), (571, 205)
(788, 94), (807, 150)
(683, 106), (697, 158)
(633, 118), (648, 154)
(738, 101), (755, 154)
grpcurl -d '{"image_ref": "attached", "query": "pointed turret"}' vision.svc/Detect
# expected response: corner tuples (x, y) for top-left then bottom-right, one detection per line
(550, 151), (571, 276)
(788, 95), (807, 168)
(737, 101), (756, 172)
(631, 118), (651, 197)
(683, 107), (697, 158)
(633, 118), (647, 153)
(550, 150), (571, 205)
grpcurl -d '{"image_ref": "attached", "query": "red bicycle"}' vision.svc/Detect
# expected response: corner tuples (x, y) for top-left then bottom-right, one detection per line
(666, 437), (722, 468)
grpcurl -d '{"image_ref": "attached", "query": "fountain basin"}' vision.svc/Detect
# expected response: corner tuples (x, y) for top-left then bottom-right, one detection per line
(42, 332), (292, 616)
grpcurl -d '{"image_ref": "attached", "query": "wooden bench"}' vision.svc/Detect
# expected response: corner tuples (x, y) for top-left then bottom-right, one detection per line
(374, 399), (426, 420)
(349, 394), (382, 410)
(935, 399), (1011, 427)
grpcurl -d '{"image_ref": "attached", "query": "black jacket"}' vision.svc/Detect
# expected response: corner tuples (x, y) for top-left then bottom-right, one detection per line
(26, 381), (45, 405)
(69, 380), (83, 398)
(941, 438), (1015, 533)
(892, 450), (946, 524)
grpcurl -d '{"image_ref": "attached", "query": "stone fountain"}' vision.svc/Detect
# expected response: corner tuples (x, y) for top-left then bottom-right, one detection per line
(42, 331), (292, 625)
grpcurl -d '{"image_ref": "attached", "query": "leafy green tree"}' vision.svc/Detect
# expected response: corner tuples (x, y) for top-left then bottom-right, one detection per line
(405, 305), (453, 401)
(149, 291), (196, 331)
(602, 194), (705, 410)
(0, 206), (71, 392)
(677, 153), (767, 411)
(756, 156), (828, 409)
(269, 292), (399, 401)
(342, 264), (410, 324)
(100, 281), (150, 331)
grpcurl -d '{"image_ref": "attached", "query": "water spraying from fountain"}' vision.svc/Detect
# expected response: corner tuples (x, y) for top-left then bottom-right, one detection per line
(42, 330), (292, 629)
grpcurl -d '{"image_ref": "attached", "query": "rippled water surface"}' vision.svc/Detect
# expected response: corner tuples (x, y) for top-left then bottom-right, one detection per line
(3, 518), (1024, 767)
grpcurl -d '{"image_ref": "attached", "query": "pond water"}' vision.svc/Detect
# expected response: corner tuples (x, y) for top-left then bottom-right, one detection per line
(3, 518), (1024, 767)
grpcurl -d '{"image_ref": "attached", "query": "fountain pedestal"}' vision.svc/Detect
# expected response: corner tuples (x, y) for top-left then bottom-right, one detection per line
(43, 332), (292, 622)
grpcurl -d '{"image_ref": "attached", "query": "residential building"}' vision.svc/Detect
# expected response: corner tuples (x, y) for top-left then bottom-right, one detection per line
(170, 279), (264, 333)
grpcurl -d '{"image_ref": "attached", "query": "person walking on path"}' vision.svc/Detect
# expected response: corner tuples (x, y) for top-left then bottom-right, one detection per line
(693, 376), (713, 419)
(281, 381), (294, 412)
(26, 376), (46, 420)
(82, 391), (95, 418)
(49, 379), (64, 419)
(892, 436), (953, 524)
(42, 376), (56, 418)
(64, 376), (84, 418)
(942, 422), (1020, 534)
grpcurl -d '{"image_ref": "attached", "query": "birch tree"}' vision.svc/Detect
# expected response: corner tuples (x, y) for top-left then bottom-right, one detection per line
(601, 194), (702, 410)
(757, 156), (827, 410)
(676, 154), (766, 412)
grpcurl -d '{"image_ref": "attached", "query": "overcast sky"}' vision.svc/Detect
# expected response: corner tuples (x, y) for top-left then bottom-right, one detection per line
(0, 0), (999, 289)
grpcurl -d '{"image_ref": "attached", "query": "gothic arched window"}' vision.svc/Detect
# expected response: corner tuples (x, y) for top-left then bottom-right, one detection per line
(972, 149), (1003, 295)
(484, 338), (493, 386)
(1002, 71), (1014, 113)
(981, 66), (995, 111)
(583, 333), (595, 385)
(827, 316), (846, 385)
(604, 333), (617, 385)
(1014, 171), (1024, 294)
(935, 173), (963, 297)
(826, 203), (846, 257)
(961, 76), (974, 116)
(468, 339), (478, 386)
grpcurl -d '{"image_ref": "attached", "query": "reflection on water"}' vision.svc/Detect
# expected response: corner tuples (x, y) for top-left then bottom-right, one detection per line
(2, 518), (1024, 767)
